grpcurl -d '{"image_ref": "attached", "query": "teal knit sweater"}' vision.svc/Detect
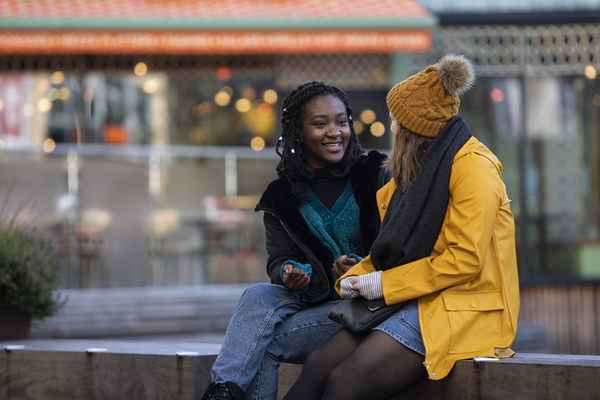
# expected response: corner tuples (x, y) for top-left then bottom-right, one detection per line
(281, 182), (363, 296)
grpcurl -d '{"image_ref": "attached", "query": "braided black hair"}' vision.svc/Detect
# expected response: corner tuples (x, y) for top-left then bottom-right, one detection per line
(275, 81), (363, 198)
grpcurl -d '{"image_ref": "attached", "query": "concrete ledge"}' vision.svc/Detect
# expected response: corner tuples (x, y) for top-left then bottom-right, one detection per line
(2, 339), (599, 399)
(0, 339), (220, 399)
(399, 353), (600, 400)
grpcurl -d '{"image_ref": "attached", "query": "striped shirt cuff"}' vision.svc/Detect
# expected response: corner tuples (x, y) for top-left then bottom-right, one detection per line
(357, 271), (383, 300)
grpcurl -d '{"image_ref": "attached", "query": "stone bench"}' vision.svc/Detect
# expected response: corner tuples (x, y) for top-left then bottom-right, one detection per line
(2, 339), (599, 399)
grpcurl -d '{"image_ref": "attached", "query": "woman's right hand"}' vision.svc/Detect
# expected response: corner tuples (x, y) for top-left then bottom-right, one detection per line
(283, 265), (310, 291)
(332, 255), (358, 278)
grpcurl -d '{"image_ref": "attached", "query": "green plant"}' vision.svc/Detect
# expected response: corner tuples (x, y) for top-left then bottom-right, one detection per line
(0, 192), (66, 322)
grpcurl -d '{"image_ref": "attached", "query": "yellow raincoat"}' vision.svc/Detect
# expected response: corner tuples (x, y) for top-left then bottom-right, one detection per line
(335, 136), (520, 380)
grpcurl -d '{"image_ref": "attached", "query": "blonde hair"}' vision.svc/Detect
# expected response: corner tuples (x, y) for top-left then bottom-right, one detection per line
(384, 124), (435, 192)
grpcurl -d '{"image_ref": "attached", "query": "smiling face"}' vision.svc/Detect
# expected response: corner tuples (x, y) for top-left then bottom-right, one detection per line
(300, 94), (351, 169)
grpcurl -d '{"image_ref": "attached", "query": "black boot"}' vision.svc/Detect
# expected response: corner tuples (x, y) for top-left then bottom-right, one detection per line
(201, 381), (245, 400)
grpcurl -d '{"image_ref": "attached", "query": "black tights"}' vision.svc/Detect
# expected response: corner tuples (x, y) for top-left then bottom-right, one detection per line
(282, 329), (425, 400)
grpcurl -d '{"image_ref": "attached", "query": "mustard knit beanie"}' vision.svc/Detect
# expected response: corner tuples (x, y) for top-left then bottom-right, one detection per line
(387, 54), (475, 138)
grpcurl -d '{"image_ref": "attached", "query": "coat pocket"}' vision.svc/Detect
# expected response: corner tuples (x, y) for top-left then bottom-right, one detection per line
(442, 291), (505, 354)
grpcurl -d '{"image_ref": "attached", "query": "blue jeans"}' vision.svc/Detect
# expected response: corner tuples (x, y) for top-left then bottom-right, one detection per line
(210, 283), (342, 400)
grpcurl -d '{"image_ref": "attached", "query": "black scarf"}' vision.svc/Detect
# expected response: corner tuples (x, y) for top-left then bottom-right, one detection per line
(370, 115), (472, 271)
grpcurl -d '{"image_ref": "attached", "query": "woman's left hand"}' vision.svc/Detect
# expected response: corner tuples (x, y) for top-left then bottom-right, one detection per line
(340, 275), (360, 299)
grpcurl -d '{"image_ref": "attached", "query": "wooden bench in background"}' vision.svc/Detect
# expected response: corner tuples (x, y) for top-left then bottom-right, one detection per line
(31, 285), (250, 339)
(2, 339), (599, 400)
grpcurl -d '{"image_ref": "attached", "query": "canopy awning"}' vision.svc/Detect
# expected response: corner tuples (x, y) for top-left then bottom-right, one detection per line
(0, 0), (437, 54)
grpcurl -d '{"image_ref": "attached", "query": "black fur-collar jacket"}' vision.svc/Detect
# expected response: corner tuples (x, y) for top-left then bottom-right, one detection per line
(255, 151), (389, 304)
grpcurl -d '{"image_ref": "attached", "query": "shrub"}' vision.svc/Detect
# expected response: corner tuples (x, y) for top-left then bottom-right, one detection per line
(0, 194), (66, 322)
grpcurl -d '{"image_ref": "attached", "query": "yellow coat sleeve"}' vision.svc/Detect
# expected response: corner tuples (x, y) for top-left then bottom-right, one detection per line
(381, 153), (506, 305)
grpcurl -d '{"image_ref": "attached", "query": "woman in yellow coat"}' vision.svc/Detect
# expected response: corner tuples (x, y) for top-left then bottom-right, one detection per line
(283, 54), (520, 400)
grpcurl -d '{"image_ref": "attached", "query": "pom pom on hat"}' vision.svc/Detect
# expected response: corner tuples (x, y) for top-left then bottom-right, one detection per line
(436, 54), (475, 96)
(387, 54), (475, 137)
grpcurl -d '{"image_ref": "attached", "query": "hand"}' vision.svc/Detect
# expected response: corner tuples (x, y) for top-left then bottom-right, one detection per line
(339, 276), (360, 299)
(283, 264), (310, 291)
(332, 255), (358, 278)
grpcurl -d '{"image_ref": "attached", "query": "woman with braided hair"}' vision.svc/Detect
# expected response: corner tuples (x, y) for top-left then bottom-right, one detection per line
(202, 81), (390, 400)
(283, 55), (519, 399)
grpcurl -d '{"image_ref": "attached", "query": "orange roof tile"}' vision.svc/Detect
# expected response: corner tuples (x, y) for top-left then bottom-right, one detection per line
(0, 1), (435, 53)
(0, 0), (429, 20)
(0, 30), (433, 54)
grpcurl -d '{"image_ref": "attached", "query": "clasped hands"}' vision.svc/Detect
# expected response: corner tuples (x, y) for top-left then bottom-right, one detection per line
(283, 255), (358, 292)
(283, 255), (382, 300)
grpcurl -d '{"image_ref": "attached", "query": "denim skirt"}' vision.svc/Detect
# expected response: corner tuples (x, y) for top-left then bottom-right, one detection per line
(372, 298), (426, 356)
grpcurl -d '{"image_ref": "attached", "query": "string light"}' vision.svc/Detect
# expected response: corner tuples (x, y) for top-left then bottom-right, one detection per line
(50, 71), (65, 84)
(143, 80), (159, 94)
(585, 65), (597, 80)
(217, 67), (231, 80)
(235, 99), (251, 113)
(490, 88), (504, 102)
(43, 138), (56, 153)
(250, 137), (265, 151)
(263, 89), (278, 104)
(37, 98), (52, 112)
(256, 103), (272, 116)
(242, 88), (256, 100)
(370, 121), (385, 137)
(48, 88), (58, 101)
(134, 62), (148, 77)
(215, 91), (231, 106)
(360, 109), (376, 125)
(58, 87), (71, 101)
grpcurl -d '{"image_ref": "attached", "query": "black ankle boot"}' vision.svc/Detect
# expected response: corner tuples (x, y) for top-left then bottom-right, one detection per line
(201, 381), (245, 400)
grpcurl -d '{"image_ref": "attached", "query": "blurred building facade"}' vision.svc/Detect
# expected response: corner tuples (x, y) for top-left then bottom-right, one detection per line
(1, 0), (600, 286)
(0, 0), (435, 289)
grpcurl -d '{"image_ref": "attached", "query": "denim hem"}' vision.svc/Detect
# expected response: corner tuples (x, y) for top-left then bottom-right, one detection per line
(373, 326), (426, 356)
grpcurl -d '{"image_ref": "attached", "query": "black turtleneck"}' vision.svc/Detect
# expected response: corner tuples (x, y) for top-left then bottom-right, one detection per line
(309, 164), (350, 210)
